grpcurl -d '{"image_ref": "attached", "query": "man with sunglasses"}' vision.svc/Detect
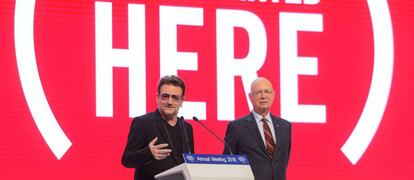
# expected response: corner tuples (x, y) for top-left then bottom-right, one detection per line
(122, 75), (194, 180)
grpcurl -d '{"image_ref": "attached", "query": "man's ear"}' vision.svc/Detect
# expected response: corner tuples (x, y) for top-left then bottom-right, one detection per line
(155, 93), (160, 105)
(248, 93), (254, 102)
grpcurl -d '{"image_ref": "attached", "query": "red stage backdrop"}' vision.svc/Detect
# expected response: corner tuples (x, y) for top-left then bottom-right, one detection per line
(1, 0), (413, 179)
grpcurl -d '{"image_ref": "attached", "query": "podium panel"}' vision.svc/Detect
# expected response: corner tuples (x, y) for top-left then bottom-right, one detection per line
(155, 154), (254, 180)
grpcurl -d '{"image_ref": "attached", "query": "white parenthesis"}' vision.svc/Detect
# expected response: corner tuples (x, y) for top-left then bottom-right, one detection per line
(14, 0), (72, 160)
(341, 0), (394, 165)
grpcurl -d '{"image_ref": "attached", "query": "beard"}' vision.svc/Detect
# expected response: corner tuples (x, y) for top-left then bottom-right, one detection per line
(160, 107), (178, 121)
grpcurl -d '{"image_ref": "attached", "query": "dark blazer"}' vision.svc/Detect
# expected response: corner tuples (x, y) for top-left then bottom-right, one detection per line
(224, 113), (291, 180)
(122, 109), (194, 180)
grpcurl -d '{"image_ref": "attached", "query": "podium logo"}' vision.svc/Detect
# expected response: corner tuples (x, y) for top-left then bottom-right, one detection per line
(237, 156), (248, 164)
(185, 155), (196, 162)
(14, 0), (393, 165)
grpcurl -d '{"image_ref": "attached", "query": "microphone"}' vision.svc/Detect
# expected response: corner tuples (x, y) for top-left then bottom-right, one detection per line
(180, 116), (192, 154)
(192, 116), (233, 155)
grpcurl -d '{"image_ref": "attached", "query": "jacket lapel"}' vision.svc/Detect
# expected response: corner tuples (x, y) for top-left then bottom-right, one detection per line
(244, 113), (267, 156)
(152, 110), (169, 144)
(270, 114), (280, 160)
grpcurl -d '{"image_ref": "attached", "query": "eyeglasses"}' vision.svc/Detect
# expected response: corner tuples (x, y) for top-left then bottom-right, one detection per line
(159, 93), (182, 102)
(252, 89), (274, 96)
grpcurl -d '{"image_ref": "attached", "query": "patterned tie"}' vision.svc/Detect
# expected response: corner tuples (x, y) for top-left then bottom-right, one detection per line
(262, 118), (276, 158)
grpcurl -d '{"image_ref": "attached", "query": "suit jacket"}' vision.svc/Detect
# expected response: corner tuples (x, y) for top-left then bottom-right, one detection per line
(224, 113), (291, 180)
(122, 109), (194, 180)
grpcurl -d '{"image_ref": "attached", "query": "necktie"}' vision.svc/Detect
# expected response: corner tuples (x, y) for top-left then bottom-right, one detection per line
(262, 118), (276, 158)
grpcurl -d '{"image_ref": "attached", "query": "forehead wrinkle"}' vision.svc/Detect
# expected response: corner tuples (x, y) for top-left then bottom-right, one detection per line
(250, 78), (273, 92)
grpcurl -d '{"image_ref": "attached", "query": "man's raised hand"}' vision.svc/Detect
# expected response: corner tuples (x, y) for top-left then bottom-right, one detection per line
(149, 137), (171, 160)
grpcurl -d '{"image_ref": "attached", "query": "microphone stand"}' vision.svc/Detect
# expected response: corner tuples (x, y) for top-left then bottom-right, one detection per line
(192, 116), (233, 155)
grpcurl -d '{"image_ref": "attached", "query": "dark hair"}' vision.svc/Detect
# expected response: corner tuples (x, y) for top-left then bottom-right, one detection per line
(157, 75), (186, 97)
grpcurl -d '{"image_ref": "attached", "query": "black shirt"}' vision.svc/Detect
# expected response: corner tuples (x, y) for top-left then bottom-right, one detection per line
(165, 121), (185, 164)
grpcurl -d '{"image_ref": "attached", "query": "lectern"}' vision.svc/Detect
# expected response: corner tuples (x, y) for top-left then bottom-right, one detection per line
(155, 154), (254, 180)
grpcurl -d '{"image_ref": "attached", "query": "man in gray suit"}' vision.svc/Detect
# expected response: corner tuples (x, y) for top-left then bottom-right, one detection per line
(223, 77), (291, 180)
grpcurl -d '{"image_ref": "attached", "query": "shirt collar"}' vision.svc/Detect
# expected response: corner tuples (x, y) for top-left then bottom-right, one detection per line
(252, 111), (272, 124)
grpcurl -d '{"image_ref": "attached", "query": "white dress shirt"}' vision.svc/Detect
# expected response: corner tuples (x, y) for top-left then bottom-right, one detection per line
(252, 111), (276, 145)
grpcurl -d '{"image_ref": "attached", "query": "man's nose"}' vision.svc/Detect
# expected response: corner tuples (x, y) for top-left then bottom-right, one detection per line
(260, 93), (266, 98)
(166, 97), (174, 104)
